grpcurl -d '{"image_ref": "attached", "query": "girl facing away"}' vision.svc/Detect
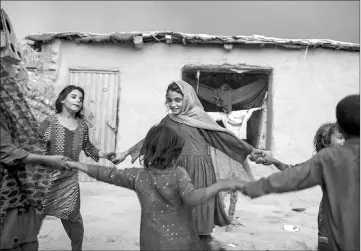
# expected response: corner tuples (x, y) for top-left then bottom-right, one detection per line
(66, 124), (242, 251)
(251, 122), (345, 251)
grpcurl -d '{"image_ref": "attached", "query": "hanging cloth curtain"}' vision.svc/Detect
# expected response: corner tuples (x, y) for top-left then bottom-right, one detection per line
(190, 79), (267, 113)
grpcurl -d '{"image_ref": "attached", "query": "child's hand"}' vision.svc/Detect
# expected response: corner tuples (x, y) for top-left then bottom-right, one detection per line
(43, 155), (71, 170)
(261, 155), (277, 165)
(65, 161), (88, 172)
(228, 178), (245, 191)
(104, 152), (117, 161)
(250, 148), (266, 160)
(250, 153), (275, 166)
(235, 181), (246, 194)
(112, 150), (129, 165)
(249, 155), (266, 164)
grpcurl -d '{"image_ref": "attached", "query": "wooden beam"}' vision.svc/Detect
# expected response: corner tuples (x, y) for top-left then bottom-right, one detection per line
(133, 35), (144, 50)
(68, 67), (120, 73)
(224, 44), (233, 52)
(225, 190), (238, 232)
(165, 34), (172, 44)
(182, 63), (273, 74)
(0, 31), (6, 48)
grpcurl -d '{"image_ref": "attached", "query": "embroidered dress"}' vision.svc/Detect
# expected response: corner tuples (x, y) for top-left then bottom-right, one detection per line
(39, 115), (100, 220)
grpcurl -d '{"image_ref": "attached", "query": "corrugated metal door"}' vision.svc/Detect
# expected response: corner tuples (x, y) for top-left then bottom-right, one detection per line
(69, 69), (120, 182)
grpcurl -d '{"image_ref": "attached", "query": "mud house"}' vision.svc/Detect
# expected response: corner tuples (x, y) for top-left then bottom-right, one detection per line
(24, 31), (359, 181)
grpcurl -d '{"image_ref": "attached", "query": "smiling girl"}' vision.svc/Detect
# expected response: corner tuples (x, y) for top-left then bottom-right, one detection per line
(36, 85), (115, 251)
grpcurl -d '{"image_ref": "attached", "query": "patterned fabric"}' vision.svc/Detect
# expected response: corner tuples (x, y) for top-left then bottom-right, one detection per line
(39, 115), (100, 220)
(87, 164), (207, 251)
(177, 167), (207, 205)
(0, 59), (53, 223)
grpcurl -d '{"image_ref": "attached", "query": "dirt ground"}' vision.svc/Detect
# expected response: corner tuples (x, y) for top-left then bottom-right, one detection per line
(38, 163), (321, 250)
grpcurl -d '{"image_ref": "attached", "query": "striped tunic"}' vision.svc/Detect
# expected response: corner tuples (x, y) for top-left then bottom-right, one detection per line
(39, 115), (100, 221)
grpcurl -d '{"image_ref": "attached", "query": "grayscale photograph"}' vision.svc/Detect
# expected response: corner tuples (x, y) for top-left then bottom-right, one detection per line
(0, 1), (359, 251)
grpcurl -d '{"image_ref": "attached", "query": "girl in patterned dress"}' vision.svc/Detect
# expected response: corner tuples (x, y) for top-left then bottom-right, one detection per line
(37, 85), (115, 251)
(66, 124), (243, 251)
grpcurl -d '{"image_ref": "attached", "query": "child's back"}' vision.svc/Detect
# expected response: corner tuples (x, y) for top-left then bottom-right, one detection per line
(133, 165), (204, 250)
(83, 163), (228, 250)
(67, 124), (240, 251)
(319, 138), (359, 250)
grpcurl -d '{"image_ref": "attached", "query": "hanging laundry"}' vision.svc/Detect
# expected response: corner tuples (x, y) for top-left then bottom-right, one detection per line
(213, 84), (233, 114)
(208, 108), (263, 141)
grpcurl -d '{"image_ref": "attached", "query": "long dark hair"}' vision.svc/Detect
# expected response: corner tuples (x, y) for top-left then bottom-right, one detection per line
(140, 124), (184, 169)
(55, 85), (85, 118)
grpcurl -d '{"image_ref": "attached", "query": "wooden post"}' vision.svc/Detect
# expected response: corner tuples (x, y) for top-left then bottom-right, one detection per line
(0, 31), (6, 48)
(226, 172), (239, 232)
(226, 189), (238, 232)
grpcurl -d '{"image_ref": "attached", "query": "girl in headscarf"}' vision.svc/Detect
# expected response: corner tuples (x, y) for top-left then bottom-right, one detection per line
(114, 80), (264, 248)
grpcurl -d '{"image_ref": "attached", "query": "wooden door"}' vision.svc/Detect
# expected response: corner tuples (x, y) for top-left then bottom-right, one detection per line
(69, 68), (120, 182)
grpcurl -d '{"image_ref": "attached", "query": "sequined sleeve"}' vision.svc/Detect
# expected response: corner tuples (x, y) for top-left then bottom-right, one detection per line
(82, 122), (100, 162)
(86, 164), (140, 190)
(176, 167), (207, 206)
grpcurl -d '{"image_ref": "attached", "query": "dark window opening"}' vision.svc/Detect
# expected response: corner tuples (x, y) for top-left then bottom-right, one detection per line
(182, 66), (271, 149)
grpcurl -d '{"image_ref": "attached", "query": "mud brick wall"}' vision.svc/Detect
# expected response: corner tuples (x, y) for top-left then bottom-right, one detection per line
(22, 40), (61, 106)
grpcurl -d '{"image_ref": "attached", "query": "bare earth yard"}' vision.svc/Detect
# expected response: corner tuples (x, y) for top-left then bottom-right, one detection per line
(39, 163), (321, 250)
